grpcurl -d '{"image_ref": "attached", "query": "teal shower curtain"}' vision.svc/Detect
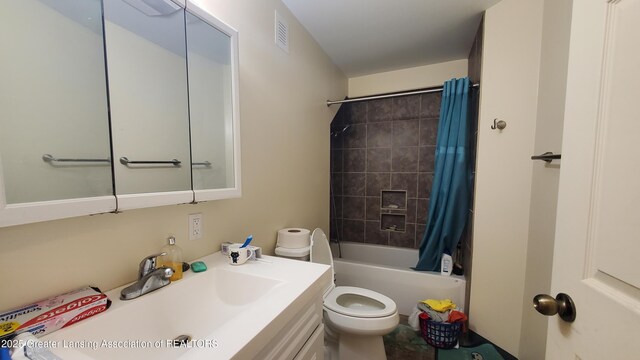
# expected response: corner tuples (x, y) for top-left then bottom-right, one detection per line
(415, 77), (472, 271)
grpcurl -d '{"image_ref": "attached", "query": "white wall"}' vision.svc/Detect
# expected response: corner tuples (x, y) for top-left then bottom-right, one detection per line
(348, 59), (468, 98)
(518, 0), (572, 358)
(469, 0), (544, 356)
(0, 0), (346, 311)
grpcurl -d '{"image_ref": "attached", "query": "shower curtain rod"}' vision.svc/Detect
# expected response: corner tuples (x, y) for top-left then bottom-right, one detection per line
(326, 82), (480, 106)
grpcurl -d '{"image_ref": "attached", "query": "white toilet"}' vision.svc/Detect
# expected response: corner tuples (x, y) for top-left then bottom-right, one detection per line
(310, 228), (399, 360)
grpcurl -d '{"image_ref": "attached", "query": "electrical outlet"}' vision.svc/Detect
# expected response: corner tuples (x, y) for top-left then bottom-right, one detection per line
(189, 213), (202, 240)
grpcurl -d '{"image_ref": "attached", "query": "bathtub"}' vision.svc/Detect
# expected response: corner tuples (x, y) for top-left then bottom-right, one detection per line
(331, 242), (466, 316)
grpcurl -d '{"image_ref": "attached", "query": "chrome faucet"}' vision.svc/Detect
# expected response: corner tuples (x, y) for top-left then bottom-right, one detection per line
(120, 253), (174, 300)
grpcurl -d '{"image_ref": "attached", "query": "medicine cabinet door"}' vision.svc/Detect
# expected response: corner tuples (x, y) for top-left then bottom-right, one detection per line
(104, 0), (193, 209)
(0, 0), (116, 227)
(186, 3), (241, 201)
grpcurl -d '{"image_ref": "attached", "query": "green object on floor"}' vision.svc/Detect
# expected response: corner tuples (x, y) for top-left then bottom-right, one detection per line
(383, 324), (435, 359)
(438, 343), (504, 360)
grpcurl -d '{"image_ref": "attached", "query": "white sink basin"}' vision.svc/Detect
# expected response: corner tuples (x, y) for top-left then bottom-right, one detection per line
(42, 252), (330, 360)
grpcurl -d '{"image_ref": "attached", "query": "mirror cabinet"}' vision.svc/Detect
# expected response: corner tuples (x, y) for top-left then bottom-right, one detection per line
(186, 5), (240, 202)
(0, 0), (240, 227)
(105, 0), (193, 209)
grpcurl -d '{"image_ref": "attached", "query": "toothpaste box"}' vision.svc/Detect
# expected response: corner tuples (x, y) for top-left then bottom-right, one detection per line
(0, 286), (111, 339)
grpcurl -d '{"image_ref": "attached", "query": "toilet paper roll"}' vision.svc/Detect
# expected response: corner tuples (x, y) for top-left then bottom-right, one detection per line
(277, 228), (311, 248)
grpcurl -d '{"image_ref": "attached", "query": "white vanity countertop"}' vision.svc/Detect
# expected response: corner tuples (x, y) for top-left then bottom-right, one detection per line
(41, 252), (331, 360)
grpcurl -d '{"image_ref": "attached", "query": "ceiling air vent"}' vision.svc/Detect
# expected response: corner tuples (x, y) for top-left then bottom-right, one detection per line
(275, 11), (289, 53)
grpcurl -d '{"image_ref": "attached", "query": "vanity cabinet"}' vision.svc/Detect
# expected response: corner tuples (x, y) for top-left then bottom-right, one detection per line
(0, 0), (240, 226)
(254, 297), (325, 360)
(294, 324), (325, 360)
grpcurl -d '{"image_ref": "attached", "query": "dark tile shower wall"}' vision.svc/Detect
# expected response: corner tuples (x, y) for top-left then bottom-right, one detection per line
(330, 93), (442, 249)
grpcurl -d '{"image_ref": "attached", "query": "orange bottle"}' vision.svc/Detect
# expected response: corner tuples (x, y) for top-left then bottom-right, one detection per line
(158, 236), (183, 281)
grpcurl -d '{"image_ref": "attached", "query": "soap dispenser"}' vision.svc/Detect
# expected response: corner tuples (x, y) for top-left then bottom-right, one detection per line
(158, 236), (183, 281)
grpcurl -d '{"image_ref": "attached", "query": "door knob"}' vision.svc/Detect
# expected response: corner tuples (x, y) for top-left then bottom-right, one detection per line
(533, 293), (576, 322)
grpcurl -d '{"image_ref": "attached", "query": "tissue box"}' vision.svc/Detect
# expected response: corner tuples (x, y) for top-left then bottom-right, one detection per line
(0, 286), (111, 338)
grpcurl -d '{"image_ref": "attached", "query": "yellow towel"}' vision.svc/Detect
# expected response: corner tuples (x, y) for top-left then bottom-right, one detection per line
(421, 299), (456, 312)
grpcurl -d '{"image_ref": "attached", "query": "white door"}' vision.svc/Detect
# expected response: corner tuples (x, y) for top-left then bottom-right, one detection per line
(546, 0), (640, 358)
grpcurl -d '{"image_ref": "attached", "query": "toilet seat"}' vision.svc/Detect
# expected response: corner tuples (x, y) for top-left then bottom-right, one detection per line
(324, 286), (397, 318)
(309, 229), (399, 360)
(310, 229), (398, 319)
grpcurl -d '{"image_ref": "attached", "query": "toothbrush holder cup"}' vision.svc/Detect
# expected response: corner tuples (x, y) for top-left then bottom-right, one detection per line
(228, 245), (255, 265)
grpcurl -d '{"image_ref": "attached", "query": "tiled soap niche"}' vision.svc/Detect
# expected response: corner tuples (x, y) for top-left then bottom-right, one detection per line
(380, 190), (407, 232)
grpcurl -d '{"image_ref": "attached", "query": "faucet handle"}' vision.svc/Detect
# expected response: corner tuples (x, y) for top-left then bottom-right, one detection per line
(160, 266), (174, 279)
(138, 252), (167, 279)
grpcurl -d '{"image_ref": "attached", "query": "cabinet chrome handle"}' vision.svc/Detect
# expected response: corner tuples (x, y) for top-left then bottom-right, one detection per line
(43, 154), (110, 163)
(119, 157), (181, 166)
(192, 161), (211, 167)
